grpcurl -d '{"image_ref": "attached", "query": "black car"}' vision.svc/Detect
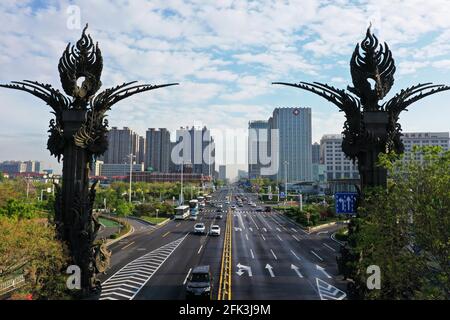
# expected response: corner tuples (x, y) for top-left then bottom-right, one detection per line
(186, 266), (213, 300)
(264, 206), (272, 212)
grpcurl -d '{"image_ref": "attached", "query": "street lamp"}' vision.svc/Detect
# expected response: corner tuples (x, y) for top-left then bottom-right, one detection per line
(125, 153), (136, 203)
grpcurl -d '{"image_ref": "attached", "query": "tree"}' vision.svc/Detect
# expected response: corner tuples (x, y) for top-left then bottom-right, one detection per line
(0, 216), (70, 299)
(338, 146), (450, 299)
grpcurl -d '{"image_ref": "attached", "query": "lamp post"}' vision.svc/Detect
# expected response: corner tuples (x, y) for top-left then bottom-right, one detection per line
(0, 25), (178, 296)
(126, 153), (136, 204)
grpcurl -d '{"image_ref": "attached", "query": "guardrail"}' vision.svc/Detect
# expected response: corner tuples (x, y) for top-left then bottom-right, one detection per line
(0, 275), (25, 295)
(218, 206), (232, 300)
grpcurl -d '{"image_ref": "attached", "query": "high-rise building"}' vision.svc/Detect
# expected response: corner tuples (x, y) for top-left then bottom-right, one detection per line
(174, 126), (215, 177)
(218, 165), (227, 180)
(0, 161), (26, 174)
(103, 127), (140, 164)
(138, 136), (145, 165)
(99, 163), (144, 179)
(248, 120), (269, 179)
(320, 132), (450, 182)
(320, 134), (359, 181)
(312, 142), (320, 164)
(269, 107), (312, 182)
(145, 128), (171, 173)
(402, 132), (449, 153)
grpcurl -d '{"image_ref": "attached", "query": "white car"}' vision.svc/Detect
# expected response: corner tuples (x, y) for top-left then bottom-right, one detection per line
(251, 203), (257, 207)
(194, 223), (206, 234)
(209, 225), (221, 236)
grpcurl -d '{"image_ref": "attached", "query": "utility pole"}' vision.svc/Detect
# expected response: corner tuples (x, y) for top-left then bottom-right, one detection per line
(127, 153), (135, 203)
(180, 160), (184, 205)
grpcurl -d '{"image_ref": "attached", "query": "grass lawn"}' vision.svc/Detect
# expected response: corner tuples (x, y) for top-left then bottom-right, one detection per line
(139, 216), (169, 224)
(99, 217), (120, 228)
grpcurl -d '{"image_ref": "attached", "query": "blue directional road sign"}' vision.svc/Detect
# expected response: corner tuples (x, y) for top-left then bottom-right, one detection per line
(280, 192), (285, 199)
(335, 192), (358, 214)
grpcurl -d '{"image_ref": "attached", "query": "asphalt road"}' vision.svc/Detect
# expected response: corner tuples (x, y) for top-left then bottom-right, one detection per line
(98, 186), (348, 300)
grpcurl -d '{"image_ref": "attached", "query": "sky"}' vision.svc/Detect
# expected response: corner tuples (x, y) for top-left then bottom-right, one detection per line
(1, 0), (450, 176)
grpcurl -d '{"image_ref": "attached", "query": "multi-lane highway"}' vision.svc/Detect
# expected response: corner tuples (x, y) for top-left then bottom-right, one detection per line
(97, 186), (347, 300)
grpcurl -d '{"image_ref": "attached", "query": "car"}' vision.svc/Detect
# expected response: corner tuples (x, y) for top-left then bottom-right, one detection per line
(238, 203), (244, 207)
(185, 265), (213, 299)
(217, 204), (223, 208)
(251, 203), (257, 207)
(194, 223), (206, 234)
(256, 206), (263, 212)
(225, 200), (230, 204)
(209, 225), (221, 236)
(231, 205), (236, 210)
(264, 206), (272, 212)
(215, 213), (223, 219)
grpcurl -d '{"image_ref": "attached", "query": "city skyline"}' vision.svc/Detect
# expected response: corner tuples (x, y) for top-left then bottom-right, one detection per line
(2, 1), (450, 174)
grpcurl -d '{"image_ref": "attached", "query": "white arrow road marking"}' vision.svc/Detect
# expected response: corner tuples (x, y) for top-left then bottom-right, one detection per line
(316, 278), (346, 300)
(265, 264), (275, 277)
(270, 249), (278, 260)
(276, 227), (281, 232)
(290, 250), (301, 261)
(250, 249), (255, 259)
(317, 231), (329, 235)
(249, 227), (253, 232)
(316, 265), (332, 279)
(311, 250), (323, 261)
(323, 243), (336, 252)
(236, 263), (253, 277)
(183, 268), (192, 285)
(262, 227), (267, 232)
(291, 264), (304, 278)
(234, 227), (242, 232)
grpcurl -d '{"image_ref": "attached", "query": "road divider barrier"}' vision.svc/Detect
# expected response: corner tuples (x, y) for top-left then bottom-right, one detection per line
(218, 205), (232, 300)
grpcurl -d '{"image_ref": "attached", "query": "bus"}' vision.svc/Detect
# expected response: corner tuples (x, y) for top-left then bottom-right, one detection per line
(174, 205), (190, 220)
(197, 196), (205, 207)
(189, 199), (199, 220)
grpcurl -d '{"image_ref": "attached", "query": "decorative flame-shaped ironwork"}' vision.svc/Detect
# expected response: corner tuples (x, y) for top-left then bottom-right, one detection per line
(0, 24), (178, 296)
(273, 26), (450, 189)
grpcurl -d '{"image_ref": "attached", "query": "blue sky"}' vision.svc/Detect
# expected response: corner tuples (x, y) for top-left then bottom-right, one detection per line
(1, 0), (450, 174)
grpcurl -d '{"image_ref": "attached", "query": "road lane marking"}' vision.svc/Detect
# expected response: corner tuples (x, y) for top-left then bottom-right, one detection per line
(290, 250), (301, 261)
(311, 250), (323, 261)
(250, 249), (255, 259)
(291, 228), (298, 233)
(291, 264), (304, 278)
(316, 265), (332, 278)
(323, 243), (336, 252)
(316, 278), (346, 300)
(276, 227), (281, 232)
(249, 227), (253, 232)
(121, 241), (135, 250)
(270, 249), (278, 260)
(261, 234), (266, 241)
(176, 223), (181, 227)
(183, 268), (192, 285)
(197, 245), (203, 254)
(162, 231), (170, 238)
(277, 235), (283, 241)
(245, 234), (249, 241)
(292, 235), (300, 241)
(100, 234), (187, 300)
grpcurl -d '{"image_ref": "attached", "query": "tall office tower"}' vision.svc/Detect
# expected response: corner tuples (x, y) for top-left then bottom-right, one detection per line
(138, 136), (145, 165)
(248, 120), (269, 179)
(175, 126), (215, 177)
(145, 128), (171, 173)
(0, 161), (26, 174)
(270, 107), (312, 182)
(312, 142), (320, 164)
(320, 134), (360, 181)
(103, 127), (140, 164)
(218, 165), (227, 180)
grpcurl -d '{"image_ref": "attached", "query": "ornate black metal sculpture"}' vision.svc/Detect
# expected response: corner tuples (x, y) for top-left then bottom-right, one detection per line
(274, 26), (450, 189)
(0, 24), (178, 295)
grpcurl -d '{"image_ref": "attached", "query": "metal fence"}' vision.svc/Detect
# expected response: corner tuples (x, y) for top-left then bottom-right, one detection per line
(0, 275), (25, 295)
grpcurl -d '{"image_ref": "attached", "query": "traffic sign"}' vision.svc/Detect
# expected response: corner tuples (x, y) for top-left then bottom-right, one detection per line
(280, 192), (285, 199)
(335, 192), (357, 214)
